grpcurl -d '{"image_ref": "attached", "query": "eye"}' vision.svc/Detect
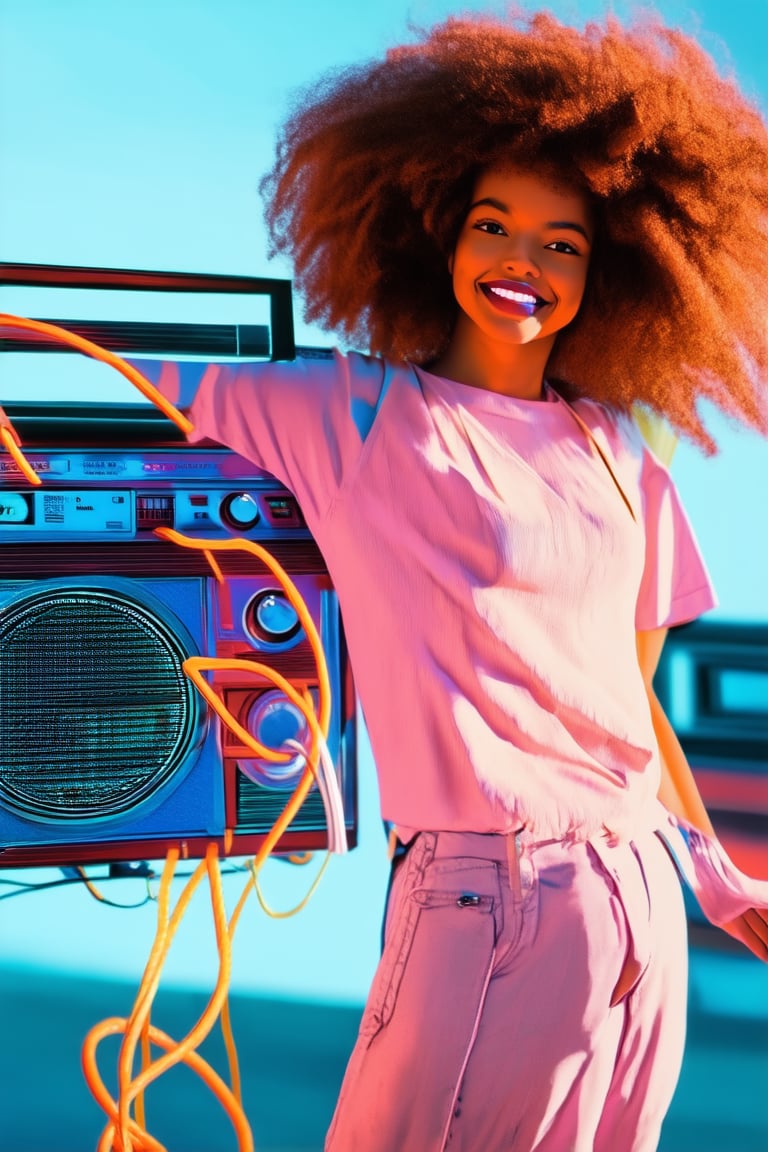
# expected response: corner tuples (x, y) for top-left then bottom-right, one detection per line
(545, 239), (581, 255)
(473, 219), (507, 236)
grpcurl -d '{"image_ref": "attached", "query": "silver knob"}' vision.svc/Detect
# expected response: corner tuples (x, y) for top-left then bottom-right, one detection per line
(221, 492), (260, 529)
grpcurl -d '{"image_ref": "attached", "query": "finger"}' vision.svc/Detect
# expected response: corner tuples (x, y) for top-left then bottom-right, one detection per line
(721, 913), (768, 962)
(744, 908), (768, 950)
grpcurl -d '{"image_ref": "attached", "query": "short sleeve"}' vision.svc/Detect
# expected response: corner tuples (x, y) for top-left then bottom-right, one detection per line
(129, 351), (386, 524)
(635, 446), (718, 630)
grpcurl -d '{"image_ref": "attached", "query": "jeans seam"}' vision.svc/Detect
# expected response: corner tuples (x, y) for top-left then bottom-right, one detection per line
(363, 833), (437, 1040)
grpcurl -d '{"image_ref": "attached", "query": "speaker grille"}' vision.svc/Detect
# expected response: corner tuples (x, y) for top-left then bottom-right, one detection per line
(0, 588), (197, 819)
(236, 774), (326, 832)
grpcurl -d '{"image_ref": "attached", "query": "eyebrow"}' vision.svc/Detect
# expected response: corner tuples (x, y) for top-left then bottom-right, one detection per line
(469, 197), (592, 242)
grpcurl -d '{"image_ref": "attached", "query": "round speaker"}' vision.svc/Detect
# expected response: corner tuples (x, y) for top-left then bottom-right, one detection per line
(0, 586), (199, 821)
(237, 689), (313, 789)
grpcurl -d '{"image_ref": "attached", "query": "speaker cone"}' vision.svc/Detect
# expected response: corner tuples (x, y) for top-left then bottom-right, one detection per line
(0, 587), (198, 820)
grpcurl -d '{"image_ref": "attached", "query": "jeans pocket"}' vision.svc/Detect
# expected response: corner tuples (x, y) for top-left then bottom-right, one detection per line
(361, 854), (501, 1044)
(588, 838), (652, 1006)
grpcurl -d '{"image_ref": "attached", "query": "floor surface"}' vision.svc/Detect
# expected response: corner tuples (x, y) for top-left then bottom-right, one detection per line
(1, 938), (766, 1151)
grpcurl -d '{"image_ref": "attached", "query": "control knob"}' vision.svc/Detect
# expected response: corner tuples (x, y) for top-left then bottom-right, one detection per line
(221, 492), (260, 530)
(246, 590), (302, 644)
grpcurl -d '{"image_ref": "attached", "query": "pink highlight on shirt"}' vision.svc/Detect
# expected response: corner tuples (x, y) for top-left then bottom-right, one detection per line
(142, 350), (717, 841)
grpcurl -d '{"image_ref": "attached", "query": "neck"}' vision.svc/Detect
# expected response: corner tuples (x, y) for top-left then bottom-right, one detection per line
(429, 321), (554, 400)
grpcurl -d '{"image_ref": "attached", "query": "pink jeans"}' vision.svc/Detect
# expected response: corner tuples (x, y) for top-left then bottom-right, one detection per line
(326, 825), (688, 1151)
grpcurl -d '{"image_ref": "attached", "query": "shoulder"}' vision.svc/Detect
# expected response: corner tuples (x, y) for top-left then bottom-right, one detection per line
(283, 349), (421, 444)
(284, 347), (388, 404)
(566, 396), (680, 523)
(568, 395), (638, 440)
(567, 396), (646, 463)
(330, 347), (388, 392)
(229, 347), (390, 423)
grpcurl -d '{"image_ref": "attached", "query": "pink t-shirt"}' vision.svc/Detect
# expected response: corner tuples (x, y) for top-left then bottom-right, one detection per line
(138, 351), (717, 840)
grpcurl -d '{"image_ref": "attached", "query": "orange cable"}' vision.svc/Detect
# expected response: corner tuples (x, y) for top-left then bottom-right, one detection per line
(136, 1018), (151, 1135)
(84, 847), (255, 1152)
(118, 850), (251, 1151)
(3, 316), (335, 1148)
(116, 855), (207, 1148)
(75, 865), (109, 903)
(117, 851), (220, 1143)
(83, 850), (179, 1150)
(0, 314), (192, 489)
(0, 313), (192, 434)
(0, 424), (41, 486)
(155, 532), (335, 883)
(184, 656), (322, 762)
(251, 851), (331, 919)
(202, 548), (226, 583)
(85, 1016), (253, 1152)
(154, 528), (332, 737)
(220, 995), (242, 1108)
(79, 520), (332, 1152)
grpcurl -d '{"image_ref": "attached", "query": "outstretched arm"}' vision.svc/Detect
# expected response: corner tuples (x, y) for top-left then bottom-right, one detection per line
(637, 628), (768, 960)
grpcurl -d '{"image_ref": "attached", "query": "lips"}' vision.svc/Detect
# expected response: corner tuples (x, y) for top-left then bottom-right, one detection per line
(480, 280), (549, 317)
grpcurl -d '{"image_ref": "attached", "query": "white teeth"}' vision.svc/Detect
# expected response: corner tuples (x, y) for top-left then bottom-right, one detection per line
(488, 286), (539, 305)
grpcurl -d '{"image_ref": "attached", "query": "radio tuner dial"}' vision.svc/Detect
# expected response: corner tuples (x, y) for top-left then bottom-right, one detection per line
(221, 492), (260, 530)
(246, 590), (302, 644)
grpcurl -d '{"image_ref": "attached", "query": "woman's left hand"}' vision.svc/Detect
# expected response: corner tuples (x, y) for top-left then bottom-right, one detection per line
(721, 908), (768, 961)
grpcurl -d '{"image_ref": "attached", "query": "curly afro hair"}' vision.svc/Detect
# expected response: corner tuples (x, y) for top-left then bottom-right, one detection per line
(262, 9), (768, 450)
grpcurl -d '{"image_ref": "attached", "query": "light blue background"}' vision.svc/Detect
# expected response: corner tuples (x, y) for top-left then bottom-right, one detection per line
(0, 0), (766, 1004)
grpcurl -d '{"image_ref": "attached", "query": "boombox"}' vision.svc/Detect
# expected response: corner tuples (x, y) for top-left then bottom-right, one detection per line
(0, 262), (357, 866)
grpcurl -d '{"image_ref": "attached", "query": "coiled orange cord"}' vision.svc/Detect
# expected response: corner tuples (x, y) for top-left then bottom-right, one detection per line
(80, 537), (334, 1150)
(82, 847), (256, 1152)
(1, 313), (338, 1150)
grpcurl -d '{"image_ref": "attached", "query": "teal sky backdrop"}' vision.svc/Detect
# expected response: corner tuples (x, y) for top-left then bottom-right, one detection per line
(0, 0), (766, 1003)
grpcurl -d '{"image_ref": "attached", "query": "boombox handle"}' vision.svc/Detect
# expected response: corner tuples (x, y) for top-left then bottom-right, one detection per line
(0, 260), (296, 361)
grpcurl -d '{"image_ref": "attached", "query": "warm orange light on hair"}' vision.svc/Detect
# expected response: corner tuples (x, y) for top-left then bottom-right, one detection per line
(262, 11), (768, 452)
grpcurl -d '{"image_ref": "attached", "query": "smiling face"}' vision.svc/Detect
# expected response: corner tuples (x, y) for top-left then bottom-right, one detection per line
(440, 164), (593, 395)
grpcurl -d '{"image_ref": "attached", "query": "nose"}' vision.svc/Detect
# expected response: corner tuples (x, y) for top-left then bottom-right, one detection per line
(502, 234), (540, 279)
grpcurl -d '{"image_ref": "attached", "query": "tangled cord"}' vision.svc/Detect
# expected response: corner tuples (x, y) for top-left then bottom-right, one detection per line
(82, 845), (251, 1152)
(1, 312), (345, 1150)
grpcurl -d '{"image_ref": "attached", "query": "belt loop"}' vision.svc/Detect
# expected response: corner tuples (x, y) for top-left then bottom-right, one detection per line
(506, 831), (523, 898)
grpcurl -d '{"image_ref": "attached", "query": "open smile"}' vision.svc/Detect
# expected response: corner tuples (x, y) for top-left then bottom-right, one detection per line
(480, 280), (550, 316)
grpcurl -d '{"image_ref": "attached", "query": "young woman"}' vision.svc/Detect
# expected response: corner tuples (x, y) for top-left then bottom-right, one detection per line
(136, 12), (768, 1150)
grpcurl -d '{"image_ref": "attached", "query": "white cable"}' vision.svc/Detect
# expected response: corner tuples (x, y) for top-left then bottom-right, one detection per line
(318, 735), (348, 854)
(282, 737), (333, 841)
(284, 734), (348, 854)
(294, 733), (346, 855)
